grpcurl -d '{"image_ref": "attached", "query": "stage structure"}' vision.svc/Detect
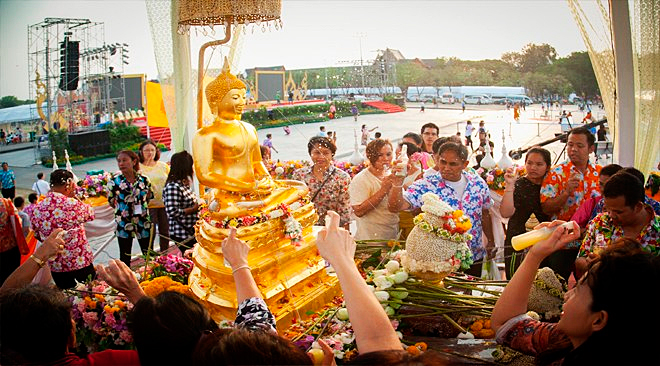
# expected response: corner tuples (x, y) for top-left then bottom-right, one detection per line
(28, 17), (129, 132)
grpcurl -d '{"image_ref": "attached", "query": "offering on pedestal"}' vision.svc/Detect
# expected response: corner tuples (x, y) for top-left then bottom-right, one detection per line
(189, 59), (339, 328)
(402, 193), (473, 284)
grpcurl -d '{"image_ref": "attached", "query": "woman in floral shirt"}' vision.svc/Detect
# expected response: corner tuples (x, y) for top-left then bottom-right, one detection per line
(492, 224), (659, 366)
(107, 150), (153, 266)
(30, 169), (95, 288)
(293, 136), (351, 228)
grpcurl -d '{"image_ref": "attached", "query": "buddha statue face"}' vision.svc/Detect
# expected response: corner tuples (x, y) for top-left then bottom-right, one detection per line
(214, 88), (246, 120)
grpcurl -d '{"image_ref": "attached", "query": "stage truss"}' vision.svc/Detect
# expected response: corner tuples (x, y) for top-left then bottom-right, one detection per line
(28, 17), (129, 133)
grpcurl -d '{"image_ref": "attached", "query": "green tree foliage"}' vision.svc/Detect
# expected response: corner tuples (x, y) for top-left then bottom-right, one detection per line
(0, 96), (35, 109)
(394, 61), (426, 96)
(502, 43), (558, 73)
(551, 51), (599, 97)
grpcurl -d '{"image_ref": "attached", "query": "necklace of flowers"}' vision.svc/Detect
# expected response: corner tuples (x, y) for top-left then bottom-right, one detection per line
(413, 214), (473, 243)
(200, 196), (310, 230)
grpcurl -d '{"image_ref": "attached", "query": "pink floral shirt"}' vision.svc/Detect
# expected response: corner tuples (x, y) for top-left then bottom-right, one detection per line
(30, 191), (95, 272)
(293, 165), (352, 227)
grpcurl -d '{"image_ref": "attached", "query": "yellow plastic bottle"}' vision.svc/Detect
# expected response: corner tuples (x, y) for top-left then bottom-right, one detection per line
(511, 222), (574, 251)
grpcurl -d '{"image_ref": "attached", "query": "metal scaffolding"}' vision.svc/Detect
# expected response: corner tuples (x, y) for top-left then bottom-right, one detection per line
(27, 17), (129, 132)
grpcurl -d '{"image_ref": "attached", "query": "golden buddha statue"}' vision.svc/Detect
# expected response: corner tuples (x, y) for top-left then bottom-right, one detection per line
(193, 59), (303, 219)
(189, 59), (340, 329)
(193, 69), (273, 194)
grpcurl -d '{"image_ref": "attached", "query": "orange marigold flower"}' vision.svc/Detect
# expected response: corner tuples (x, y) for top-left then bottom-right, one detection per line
(415, 342), (428, 351)
(406, 345), (421, 355)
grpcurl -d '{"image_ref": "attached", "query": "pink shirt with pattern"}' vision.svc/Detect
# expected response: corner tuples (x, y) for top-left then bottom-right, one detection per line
(30, 191), (95, 272)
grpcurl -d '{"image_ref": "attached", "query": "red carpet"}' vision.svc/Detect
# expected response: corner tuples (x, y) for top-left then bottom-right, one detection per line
(132, 120), (172, 149)
(362, 101), (405, 113)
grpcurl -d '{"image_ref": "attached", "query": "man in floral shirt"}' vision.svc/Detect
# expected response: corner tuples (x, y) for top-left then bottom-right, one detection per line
(576, 172), (660, 277)
(539, 127), (601, 279)
(30, 169), (95, 288)
(388, 142), (494, 276)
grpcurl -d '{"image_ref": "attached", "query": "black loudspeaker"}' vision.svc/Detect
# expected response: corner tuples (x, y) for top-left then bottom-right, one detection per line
(68, 130), (111, 157)
(59, 40), (79, 91)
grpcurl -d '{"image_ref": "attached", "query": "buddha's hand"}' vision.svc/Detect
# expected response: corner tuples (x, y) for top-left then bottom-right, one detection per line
(316, 211), (356, 267)
(222, 227), (249, 270)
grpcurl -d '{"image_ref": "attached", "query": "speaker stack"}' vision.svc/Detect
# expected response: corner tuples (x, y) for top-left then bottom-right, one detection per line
(68, 130), (111, 157)
(59, 38), (80, 91)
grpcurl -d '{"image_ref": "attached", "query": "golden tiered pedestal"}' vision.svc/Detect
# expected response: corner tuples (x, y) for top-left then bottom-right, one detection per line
(189, 188), (341, 331)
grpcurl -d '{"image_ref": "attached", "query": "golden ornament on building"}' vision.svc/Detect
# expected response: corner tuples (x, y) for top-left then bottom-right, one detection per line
(178, 0), (282, 34)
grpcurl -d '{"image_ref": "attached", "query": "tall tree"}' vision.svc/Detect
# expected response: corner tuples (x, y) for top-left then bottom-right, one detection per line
(502, 43), (557, 73)
(394, 61), (426, 96)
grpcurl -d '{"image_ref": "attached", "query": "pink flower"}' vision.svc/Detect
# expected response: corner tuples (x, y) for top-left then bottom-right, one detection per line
(486, 175), (494, 183)
(105, 313), (117, 327)
(82, 312), (99, 327)
(120, 330), (133, 343)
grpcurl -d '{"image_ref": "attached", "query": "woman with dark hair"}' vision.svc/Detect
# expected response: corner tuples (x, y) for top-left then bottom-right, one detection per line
(349, 139), (399, 240)
(500, 146), (552, 277)
(139, 139), (170, 252)
(163, 150), (199, 252)
(292, 136), (351, 228)
(108, 150), (153, 266)
(0, 284), (140, 365)
(492, 228), (659, 366)
(29, 169), (96, 288)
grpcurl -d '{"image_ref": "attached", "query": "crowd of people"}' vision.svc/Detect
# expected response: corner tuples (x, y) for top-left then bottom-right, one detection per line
(1, 117), (659, 364)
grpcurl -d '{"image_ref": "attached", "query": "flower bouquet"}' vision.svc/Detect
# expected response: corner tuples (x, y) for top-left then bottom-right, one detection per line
(475, 167), (507, 194)
(283, 296), (361, 363)
(66, 280), (134, 353)
(333, 160), (368, 179)
(146, 253), (194, 284)
(266, 160), (310, 179)
(76, 172), (113, 198)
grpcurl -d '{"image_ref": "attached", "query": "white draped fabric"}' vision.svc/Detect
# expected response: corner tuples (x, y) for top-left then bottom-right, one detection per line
(484, 190), (507, 263)
(84, 203), (116, 239)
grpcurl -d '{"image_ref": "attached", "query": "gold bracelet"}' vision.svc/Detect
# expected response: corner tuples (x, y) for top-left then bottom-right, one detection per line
(232, 265), (251, 275)
(30, 254), (46, 268)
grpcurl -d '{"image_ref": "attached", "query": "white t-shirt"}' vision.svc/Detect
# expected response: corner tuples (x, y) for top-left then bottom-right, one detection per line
(349, 169), (399, 241)
(465, 124), (475, 136)
(445, 175), (468, 199)
(32, 179), (50, 195)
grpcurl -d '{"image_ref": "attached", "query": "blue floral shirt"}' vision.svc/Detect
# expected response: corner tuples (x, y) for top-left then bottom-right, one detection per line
(107, 173), (153, 239)
(404, 171), (492, 260)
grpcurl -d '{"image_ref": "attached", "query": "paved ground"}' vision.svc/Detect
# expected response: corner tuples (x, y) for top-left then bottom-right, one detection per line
(0, 103), (607, 265)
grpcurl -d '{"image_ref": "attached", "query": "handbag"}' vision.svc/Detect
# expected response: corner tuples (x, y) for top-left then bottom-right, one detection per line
(2, 198), (29, 255)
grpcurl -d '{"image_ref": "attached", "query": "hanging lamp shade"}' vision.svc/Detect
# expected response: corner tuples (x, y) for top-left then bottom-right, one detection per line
(178, 0), (282, 33)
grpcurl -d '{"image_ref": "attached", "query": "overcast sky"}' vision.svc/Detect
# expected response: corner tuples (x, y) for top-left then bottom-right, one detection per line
(1, 0), (586, 99)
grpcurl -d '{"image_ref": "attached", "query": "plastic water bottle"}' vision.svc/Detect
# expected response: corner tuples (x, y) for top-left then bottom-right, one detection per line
(511, 222), (575, 251)
(396, 144), (408, 177)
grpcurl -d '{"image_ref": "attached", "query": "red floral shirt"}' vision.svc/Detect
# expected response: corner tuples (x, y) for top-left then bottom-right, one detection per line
(496, 314), (571, 364)
(578, 205), (660, 257)
(30, 192), (95, 272)
(540, 161), (601, 221)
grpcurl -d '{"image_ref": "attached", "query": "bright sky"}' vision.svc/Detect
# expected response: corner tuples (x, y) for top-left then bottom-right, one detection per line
(1, 0), (586, 99)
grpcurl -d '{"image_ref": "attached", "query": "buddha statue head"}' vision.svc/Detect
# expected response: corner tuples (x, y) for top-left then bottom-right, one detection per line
(206, 58), (247, 120)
